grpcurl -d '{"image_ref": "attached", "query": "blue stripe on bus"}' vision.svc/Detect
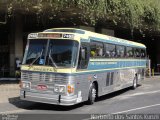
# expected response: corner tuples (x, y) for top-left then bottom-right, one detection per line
(87, 60), (146, 70)
(74, 66), (145, 75)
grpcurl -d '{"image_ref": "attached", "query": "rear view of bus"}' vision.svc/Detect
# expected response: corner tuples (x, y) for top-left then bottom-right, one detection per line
(20, 28), (82, 105)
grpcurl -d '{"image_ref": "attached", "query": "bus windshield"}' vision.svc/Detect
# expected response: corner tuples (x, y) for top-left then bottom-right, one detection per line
(24, 39), (47, 65)
(23, 39), (79, 68)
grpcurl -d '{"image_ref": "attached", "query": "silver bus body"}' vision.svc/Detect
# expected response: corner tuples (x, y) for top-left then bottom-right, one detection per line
(20, 28), (147, 105)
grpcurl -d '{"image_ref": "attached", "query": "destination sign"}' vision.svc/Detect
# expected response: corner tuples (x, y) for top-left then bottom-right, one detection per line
(38, 33), (62, 38)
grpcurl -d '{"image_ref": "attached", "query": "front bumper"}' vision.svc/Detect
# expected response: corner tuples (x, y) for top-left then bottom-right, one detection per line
(20, 90), (78, 106)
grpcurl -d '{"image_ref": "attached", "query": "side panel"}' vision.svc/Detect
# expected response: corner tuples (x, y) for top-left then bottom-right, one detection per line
(75, 67), (145, 100)
(76, 59), (146, 99)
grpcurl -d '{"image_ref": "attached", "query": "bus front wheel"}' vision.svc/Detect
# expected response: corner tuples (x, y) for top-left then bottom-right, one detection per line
(88, 83), (96, 105)
(132, 75), (138, 89)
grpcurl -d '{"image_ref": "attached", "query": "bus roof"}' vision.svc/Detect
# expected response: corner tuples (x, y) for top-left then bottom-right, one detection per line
(42, 28), (146, 48)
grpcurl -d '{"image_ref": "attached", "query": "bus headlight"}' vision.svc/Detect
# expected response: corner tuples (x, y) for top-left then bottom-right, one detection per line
(59, 86), (66, 93)
(54, 85), (66, 93)
(54, 86), (59, 92)
(22, 82), (31, 89)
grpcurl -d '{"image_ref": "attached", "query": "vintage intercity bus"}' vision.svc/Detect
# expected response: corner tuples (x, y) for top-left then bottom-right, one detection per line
(20, 28), (147, 105)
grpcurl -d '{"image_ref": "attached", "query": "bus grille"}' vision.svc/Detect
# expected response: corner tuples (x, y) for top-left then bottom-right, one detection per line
(21, 72), (69, 83)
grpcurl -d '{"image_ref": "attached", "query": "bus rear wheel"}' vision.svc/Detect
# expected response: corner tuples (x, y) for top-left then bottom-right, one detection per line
(88, 83), (97, 105)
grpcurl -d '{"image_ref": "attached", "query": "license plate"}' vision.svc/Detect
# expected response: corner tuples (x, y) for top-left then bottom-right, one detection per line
(36, 85), (48, 90)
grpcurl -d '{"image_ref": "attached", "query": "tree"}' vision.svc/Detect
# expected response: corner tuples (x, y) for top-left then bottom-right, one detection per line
(1, 0), (160, 33)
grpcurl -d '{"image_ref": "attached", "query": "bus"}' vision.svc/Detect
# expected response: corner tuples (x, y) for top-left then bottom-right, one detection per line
(20, 28), (147, 105)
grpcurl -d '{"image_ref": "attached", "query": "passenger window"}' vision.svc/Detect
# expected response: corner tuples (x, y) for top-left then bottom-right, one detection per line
(141, 49), (146, 58)
(116, 45), (125, 58)
(126, 47), (133, 58)
(105, 44), (116, 58)
(134, 48), (141, 58)
(90, 41), (104, 58)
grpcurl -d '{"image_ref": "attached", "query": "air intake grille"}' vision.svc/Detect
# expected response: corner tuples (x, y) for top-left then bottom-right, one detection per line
(21, 72), (69, 84)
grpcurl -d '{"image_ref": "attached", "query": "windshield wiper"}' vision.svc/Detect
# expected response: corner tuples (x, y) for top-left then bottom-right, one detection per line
(49, 50), (58, 68)
(29, 49), (43, 67)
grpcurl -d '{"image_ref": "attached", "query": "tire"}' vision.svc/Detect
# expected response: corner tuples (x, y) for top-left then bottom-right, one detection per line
(132, 75), (137, 89)
(88, 83), (97, 105)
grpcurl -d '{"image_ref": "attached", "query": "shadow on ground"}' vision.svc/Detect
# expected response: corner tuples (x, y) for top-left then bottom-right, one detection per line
(96, 86), (140, 102)
(8, 97), (85, 111)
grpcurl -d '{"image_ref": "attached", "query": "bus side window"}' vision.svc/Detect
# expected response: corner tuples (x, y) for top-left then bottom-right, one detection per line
(134, 48), (141, 58)
(78, 43), (90, 69)
(126, 47), (133, 58)
(141, 49), (146, 58)
(105, 43), (116, 58)
(90, 41), (104, 58)
(116, 45), (125, 58)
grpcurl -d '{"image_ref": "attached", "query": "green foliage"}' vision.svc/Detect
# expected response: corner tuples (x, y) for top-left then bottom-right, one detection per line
(5, 0), (160, 32)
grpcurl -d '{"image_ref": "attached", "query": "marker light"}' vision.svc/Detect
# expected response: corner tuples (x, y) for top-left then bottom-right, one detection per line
(21, 82), (31, 89)
(67, 84), (74, 94)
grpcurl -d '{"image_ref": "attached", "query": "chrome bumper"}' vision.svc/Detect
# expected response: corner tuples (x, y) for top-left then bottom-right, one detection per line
(20, 90), (78, 106)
